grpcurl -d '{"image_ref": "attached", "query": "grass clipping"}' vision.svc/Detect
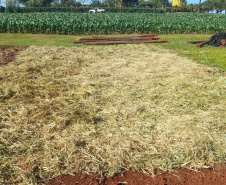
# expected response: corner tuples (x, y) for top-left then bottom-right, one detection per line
(0, 45), (225, 184)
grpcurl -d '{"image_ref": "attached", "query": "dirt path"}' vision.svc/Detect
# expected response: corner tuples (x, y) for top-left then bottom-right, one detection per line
(47, 165), (226, 185)
(0, 46), (28, 66)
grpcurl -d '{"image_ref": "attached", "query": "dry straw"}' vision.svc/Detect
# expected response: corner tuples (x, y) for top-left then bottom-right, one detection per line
(0, 45), (225, 184)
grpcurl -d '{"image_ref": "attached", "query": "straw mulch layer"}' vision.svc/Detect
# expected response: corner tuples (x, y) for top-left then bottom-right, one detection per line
(0, 45), (225, 184)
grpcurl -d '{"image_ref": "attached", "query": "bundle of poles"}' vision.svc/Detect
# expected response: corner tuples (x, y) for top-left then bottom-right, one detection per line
(73, 34), (168, 45)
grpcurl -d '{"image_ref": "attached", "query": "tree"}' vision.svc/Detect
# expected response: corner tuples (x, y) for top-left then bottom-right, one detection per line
(60, 0), (81, 7)
(6, 0), (20, 7)
(122, 0), (138, 7)
(91, 0), (102, 7)
(103, 0), (123, 7)
(197, 0), (201, 12)
(186, 3), (194, 12)
(18, 0), (53, 7)
(4, 0), (20, 12)
(201, 1), (214, 12)
(160, 0), (169, 9)
(204, 0), (226, 13)
(52, 0), (60, 6)
(139, 0), (153, 8)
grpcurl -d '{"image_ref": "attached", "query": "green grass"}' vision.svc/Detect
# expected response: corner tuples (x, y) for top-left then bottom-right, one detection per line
(155, 34), (226, 70)
(0, 33), (139, 47)
(0, 33), (225, 70)
(0, 33), (79, 47)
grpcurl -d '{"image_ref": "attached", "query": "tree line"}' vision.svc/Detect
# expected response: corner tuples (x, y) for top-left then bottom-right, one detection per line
(1, 0), (225, 13)
(139, 0), (225, 13)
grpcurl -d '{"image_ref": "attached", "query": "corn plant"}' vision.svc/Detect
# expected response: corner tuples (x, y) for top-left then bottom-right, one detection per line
(0, 13), (225, 35)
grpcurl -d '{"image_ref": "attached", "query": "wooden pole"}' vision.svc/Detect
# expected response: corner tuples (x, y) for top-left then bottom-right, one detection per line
(188, 40), (209, 44)
(85, 40), (168, 45)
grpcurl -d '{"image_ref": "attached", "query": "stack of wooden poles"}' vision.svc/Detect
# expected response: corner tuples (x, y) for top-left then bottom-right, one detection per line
(73, 34), (167, 45)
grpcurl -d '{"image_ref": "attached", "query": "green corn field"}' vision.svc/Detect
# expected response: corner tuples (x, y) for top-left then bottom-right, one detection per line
(0, 13), (225, 35)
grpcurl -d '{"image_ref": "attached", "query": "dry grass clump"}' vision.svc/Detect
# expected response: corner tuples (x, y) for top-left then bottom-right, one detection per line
(0, 45), (225, 184)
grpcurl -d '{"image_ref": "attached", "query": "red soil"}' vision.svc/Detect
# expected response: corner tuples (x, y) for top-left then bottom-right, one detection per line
(47, 164), (226, 185)
(0, 46), (28, 66)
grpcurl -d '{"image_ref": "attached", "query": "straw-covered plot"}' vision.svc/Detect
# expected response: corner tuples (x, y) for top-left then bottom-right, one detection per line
(0, 45), (225, 184)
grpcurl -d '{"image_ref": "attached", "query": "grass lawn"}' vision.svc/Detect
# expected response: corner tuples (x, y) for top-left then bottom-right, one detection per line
(0, 33), (78, 47)
(0, 33), (225, 70)
(155, 34), (226, 70)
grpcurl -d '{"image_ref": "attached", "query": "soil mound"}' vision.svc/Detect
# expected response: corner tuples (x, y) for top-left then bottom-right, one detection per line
(47, 165), (226, 185)
(0, 46), (28, 66)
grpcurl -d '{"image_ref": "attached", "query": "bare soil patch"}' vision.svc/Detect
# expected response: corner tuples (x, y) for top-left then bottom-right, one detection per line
(47, 164), (226, 185)
(0, 46), (28, 66)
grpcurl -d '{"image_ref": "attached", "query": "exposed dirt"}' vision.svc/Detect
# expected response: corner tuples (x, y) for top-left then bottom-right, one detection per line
(0, 46), (28, 66)
(47, 164), (226, 185)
